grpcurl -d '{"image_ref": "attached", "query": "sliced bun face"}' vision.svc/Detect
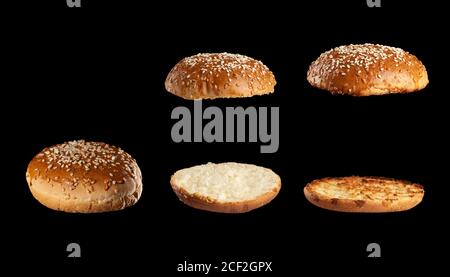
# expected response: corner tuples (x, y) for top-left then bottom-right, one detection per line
(307, 44), (428, 96)
(165, 53), (276, 100)
(26, 140), (143, 213)
(304, 176), (424, 213)
(170, 162), (281, 213)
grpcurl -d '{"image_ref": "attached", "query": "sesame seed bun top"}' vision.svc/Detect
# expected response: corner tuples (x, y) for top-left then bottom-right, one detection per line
(165, 53), (276, 100)
(26, 140), (142, 213)
(307, 43), (428, 96)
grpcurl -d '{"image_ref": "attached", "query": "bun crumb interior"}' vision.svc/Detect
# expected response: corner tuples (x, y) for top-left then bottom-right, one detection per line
(170, 162), (281, 213)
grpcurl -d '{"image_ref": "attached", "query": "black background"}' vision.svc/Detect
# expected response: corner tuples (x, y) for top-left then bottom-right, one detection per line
(3, 0), (449, 273)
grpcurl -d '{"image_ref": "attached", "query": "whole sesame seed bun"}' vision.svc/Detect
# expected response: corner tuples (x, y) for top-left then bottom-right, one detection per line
(307, 44), (429, 96)
(26, 140), (143, 213)
(165, 53), (276, 100)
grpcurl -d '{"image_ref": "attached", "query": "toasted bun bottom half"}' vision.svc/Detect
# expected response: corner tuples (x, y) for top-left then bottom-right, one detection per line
(304, 176), (424, 213)
(26, 140), (143, 213)
(170, 162), (281, 213)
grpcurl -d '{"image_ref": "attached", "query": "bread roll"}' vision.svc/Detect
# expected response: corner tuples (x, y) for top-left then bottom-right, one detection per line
(26, 140), (143, 213)
(170, 162), (281, 213)
(307, 44), (428, 96)
(165, 53), (276, 100)
(304, 176), (424, 212)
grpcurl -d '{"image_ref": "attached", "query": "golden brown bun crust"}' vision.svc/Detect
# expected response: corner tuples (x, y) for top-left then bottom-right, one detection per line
(307, 44), (429, 96)
(26, 140), (143, 213)
(170, 183), (281, 214)
(304, 176), (424, 213)
(165, 53), (276, 100)
(169, 167), (281, 213)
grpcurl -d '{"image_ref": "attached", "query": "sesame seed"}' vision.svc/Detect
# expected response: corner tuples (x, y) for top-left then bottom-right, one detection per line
(38, 140), (135, 179)
(170, 53), (273, 92)
(309, 44), (408, 79)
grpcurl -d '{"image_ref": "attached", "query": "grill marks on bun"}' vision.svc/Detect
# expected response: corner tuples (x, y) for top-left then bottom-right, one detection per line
(165, 53), (276, 100)
(307, 44), (428, 96)
(26, 140), (143, 213)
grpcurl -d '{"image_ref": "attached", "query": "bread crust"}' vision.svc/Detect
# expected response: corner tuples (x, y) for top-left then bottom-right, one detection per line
(304, 176), (424, 213)
(307, 44), (428, 96)
(165, 53), (276, 100)
(170, 163), (281, 213)
(26, 140), (143, 213)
